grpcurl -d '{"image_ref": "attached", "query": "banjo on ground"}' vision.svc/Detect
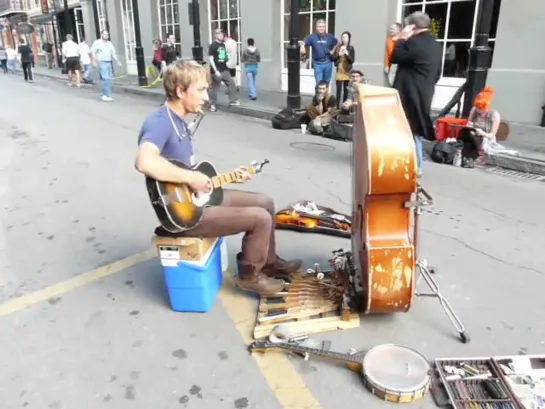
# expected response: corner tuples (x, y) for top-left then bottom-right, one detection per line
(146, 159), (270, 232)
(249, 340), (432, 403)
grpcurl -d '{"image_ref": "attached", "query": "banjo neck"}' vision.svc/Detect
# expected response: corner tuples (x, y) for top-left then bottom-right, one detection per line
(249, 341), (364, 372)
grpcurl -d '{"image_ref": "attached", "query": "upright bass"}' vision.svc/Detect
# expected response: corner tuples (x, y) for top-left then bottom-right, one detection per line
(351, 84), (418, 314)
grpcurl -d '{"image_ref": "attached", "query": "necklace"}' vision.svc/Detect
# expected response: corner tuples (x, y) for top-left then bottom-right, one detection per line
(165, 103), (188, 141)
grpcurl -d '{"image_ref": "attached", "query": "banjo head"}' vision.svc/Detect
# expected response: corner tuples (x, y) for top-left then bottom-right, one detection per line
(363, 344), (431, 403)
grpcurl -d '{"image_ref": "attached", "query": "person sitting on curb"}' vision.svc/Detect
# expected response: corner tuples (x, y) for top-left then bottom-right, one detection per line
(340, 70), (365, 115)
(303, 80), (338, 135)
(459, 86), (501, 168)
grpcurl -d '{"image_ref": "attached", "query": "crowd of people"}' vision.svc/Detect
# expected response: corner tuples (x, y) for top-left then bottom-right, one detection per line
(1, 11), (501, 174)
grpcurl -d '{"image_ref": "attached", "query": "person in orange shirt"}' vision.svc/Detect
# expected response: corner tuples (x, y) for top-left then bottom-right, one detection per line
(384, 22), (401, 86)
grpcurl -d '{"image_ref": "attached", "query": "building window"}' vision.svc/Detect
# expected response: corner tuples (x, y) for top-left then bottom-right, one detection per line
(74, 7), (85, 43)
(209, 0), (241, 66)
(282, 0), (336, 70)
(120, 0), (136, 61)
(158, 0), (181, 55)
(401, 0), (501, 80)
(96, 0), (107, 32)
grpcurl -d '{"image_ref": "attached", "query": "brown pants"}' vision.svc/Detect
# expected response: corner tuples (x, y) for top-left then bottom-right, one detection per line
(185, 190), (276, 269)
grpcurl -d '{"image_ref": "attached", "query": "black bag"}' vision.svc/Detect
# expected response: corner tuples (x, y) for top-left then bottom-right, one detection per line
(430, 140), (463, 164)
(323, 119), (352, 141)
(271, 108), (305, 130)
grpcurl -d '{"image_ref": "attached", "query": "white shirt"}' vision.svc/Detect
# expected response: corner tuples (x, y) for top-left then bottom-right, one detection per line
(224, 37), (238, 69)
(78, 42), (91, 65)
(6, 48), (16, 60)
(91, 39), (116, 62)
(62, 40), (79, 58)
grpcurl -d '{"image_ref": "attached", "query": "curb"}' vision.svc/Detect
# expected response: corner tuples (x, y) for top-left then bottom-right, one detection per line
(421, 140), (545, 176)
(33, 71), (545, 176)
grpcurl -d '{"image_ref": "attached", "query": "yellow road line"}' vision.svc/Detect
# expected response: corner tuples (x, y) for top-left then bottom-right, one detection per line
(219, 273), (323, 409)
(0, 247), (322, 408)
(0, 249), (155, 317)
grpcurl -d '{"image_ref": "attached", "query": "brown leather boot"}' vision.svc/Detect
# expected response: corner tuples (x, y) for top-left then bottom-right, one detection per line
(262, 256), (303, 278)
(235, 253), (285, 295)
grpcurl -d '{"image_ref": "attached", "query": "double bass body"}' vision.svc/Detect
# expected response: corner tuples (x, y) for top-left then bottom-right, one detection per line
(351, 84), (418, 315)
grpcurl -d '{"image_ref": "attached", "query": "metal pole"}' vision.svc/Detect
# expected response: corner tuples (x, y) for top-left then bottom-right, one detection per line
(462, 0), (494, 117)
(130, 0), (147, 86)
(286, 0), (301, 109)
(91, 0), (100, 39)
(190, 0), (203, 63)
(51, 0), (61, 66)
(63, 0), (73, 36)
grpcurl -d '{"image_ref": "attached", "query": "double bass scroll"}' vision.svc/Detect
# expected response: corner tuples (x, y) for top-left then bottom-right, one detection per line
(351, 84), (418, 315)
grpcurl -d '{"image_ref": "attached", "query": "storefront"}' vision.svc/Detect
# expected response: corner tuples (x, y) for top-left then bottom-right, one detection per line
(397, 0), (502, 110)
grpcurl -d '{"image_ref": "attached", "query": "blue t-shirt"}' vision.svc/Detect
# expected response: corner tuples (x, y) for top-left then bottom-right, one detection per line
(303, 33), (338, 62)
(138, 105), (193, 166)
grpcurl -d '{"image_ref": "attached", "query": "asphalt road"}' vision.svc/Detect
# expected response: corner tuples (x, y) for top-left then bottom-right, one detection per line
(1, 74), (544, 409)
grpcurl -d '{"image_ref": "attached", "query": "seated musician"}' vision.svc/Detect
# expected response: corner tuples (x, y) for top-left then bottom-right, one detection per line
(303, 80), (338, 135)
(459, 86), (501, 168)
(339, 70), (364, 115)
(134, 60), (301, 295)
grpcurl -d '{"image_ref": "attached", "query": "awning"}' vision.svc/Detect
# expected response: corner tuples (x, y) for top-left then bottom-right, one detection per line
(0, 10), (26, 18)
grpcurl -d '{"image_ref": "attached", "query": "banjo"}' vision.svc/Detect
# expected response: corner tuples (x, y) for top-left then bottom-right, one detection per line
(249, 341), (431, 403)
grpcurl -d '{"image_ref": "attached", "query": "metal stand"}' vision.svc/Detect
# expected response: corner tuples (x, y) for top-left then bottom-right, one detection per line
(409, 186), (470, 344)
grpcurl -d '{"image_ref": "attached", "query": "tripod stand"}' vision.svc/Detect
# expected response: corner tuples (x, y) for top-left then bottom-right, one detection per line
(406, 185), (470, 344)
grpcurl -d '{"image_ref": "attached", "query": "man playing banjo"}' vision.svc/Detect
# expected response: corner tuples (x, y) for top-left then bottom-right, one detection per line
(135, 60), (301, 295)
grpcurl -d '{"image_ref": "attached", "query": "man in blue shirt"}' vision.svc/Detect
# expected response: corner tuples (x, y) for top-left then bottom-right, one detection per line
(299, 19), (338, 86)
(135, 60), (301, 295)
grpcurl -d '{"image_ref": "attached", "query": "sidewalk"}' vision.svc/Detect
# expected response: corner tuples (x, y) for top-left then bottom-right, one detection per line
(31, 66), (545, 176)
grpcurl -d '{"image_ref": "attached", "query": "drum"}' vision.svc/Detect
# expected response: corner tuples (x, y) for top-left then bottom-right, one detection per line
(362, 344), (431, 403)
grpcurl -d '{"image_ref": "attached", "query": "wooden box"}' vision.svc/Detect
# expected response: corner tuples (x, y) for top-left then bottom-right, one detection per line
(152, 236), (218, 263)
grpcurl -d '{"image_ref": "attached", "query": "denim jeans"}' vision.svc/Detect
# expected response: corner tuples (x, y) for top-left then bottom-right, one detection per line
(313, 61), (333, 86)
(414, 135), (423, 175)
(7, 59), (17, 73)
(98, 61), (113, 97)
(82, 64), (92, 82)
(245, 65), (258, 98)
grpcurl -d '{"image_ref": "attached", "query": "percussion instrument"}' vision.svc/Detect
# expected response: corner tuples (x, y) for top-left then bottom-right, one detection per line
(362, 344), (431, 403)
(248, 340), (431, 403)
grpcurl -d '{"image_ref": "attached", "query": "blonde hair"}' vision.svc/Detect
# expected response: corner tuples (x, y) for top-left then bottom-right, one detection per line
(163, 60), (208, 100)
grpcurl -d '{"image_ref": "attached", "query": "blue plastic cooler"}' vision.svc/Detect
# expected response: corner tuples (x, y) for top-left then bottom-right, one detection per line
(161, 238), (223, 313)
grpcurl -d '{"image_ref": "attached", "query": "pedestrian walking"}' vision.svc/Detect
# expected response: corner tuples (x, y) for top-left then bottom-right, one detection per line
(152, 39), (163, 76)
(332, 31), (355, 107)
(161, 34), (178, 71)
(207, 28), (240, 112)
(78, 38), (93, 84)
(224, 34), (239, 92)
(391, 11), (442, 178)
(62, 34), (81, 87)
(17, 39), (34, 82)
(42, 41), (54, 69)
(384, 23), (401, 87)
(91, 29), (122, 102)
(241, 38), (260, 100)
(6, 47), (17, 73)
(0, 47), (7, 74)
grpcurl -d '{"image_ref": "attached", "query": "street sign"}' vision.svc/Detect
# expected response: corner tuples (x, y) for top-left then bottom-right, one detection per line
(41, 0), (49, 14)
(18, 22), (35, 34)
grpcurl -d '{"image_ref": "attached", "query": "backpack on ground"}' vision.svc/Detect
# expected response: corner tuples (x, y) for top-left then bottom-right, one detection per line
(271, 108), (305, 130)
(323, 119), (352, 141)
(430, 140), (463, 164)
